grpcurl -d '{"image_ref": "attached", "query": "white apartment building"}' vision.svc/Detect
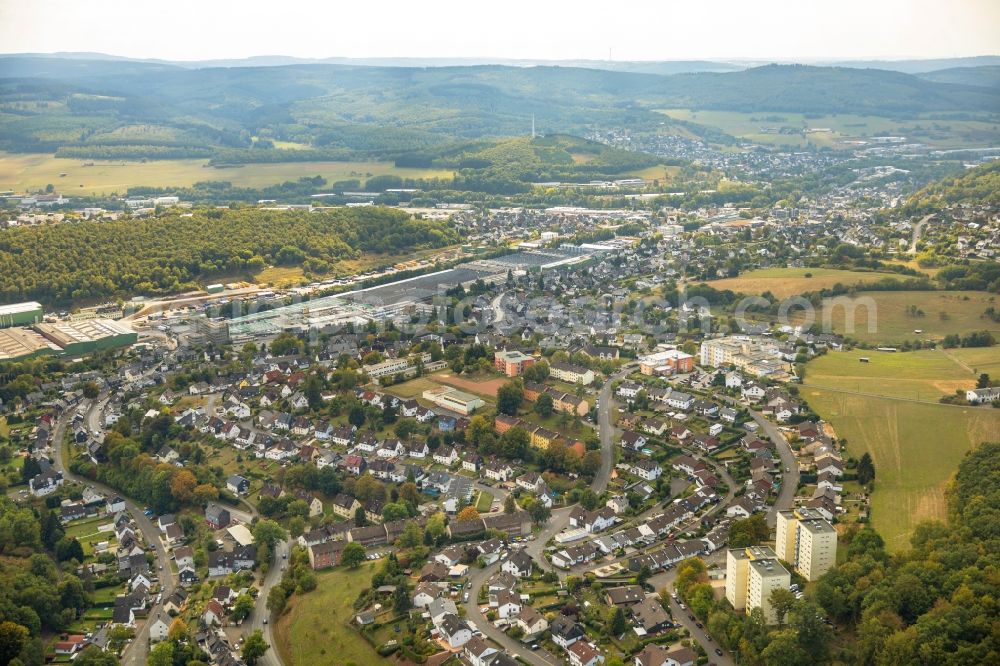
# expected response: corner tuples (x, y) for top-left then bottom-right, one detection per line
(775, 508), (838, 581)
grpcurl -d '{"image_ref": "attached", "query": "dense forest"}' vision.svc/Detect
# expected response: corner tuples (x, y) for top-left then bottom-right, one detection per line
(0, 206), (458, 305)
(679, 441), (1000, 665)
(0, 498), (104, 665)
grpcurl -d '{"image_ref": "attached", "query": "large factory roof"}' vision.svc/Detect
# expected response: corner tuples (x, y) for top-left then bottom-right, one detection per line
(34, 319), (135, 346)
(0, 301), (43, 317)
(0, 327), (59, 361)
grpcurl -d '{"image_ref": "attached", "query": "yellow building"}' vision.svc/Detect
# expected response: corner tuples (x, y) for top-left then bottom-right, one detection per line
(529, 426), (559, 449)
(726, 545), (791, 624)
(776, 508), (838, 581)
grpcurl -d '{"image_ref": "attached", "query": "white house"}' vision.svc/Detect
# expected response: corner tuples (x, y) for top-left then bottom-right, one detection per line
(464, 637), (499, 666)
(149, 615), (170, 643)
(632, 459), (662, 481)
(29, 469), (63, 497)
(494, 589), (521, 619)
(435, 613), (473, 649)
(967, 387), (1000, 404)
(502, 550), (534, 578)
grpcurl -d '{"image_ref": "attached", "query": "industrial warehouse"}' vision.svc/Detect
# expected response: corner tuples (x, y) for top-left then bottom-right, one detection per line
(227, 249), (596, 343)
(0, 302), (137, 361)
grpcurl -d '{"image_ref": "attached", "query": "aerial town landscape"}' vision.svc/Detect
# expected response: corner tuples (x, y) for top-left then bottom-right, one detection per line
(0, 2), (998, 666)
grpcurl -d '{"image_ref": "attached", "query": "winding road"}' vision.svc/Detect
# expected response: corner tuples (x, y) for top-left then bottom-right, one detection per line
(72, 390), (289, 665)
(718, 396), (798, 526)
(51, 397), (177, 666)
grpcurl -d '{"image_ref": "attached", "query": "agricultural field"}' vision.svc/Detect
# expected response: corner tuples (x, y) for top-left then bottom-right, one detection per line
(803, 387), (1000, 551)
(803, 348), (977, 401)
(884, 258), (942, 278)
(275, 561), (390, 666)
(709, 267), (897, 299)
(0, 152), (455, 195)
(803, 350), (1000, 551)
(631, 164), (683, 182)
(657, 109), (1000, 149)
(794, 290), (1000, 344)
(945, 346), (1000, 377)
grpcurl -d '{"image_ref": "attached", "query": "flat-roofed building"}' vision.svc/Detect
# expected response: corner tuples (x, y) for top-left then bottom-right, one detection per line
(638, 349), (694, 376)
(776, 508), (838, 581)
(0, 326), (59, 361)
(422, 386), (485, 415)
(726, 545), (790, 624)
(494, 349), (535, 377)
(191, 317), (230, 345)
(0, 301), (43, 329)
(33, 319), (137, 356)
(549, 362), (595, 386)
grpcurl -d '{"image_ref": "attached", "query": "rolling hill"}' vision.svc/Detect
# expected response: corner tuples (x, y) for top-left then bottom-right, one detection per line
(918, 65), (1000, 90)
(1, 56), (998, 161)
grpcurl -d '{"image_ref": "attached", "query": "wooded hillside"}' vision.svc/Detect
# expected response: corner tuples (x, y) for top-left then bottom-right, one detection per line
(0, 207), (457, 305)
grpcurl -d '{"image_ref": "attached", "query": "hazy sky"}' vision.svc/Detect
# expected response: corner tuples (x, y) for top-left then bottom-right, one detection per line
(1, 0), (998, 62)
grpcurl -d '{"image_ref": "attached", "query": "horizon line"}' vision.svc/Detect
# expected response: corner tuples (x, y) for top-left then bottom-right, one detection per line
(2, 51), (999, 65)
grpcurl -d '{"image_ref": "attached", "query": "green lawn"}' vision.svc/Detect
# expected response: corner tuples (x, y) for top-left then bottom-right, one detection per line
(709, 267), (898, 300)
(794, 290), (1000, 345)
(475, 490), (494, 513)
(275, 561), (390, 666)
(63, 516), (111, 540)
(91, 586), (124, 604)
(803, 350), (1000, 551)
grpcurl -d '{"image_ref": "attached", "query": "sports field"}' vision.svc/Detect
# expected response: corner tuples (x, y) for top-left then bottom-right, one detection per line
(709, 267), (897, 299)
(434, 371), (506, 399)
(804, 349), (1000, 551)
(798, 290), (1000, 344)
(0, 151), (454, 195)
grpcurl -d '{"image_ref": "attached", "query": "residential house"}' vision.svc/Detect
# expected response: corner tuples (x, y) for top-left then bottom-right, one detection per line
(568, 641), (604, 666)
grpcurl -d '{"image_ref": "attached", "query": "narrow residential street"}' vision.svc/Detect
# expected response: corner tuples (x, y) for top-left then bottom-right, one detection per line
(248, 538), (289, 666)
(650, 554), (735, 666)
(595, 364), (637, 492)
(51, 400), (177, 666)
